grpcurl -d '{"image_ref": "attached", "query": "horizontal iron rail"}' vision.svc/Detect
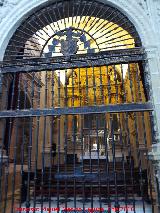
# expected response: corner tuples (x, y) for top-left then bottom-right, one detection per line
(0, 48), (146, 73)
(54, 171), (144, 181)
(0, 102), (153, 118)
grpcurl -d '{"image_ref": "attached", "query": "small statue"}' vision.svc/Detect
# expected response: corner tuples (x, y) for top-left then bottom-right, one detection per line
(92, 141), (98, 151)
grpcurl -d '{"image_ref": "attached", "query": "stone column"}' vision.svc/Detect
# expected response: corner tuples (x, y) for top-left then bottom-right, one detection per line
(145, 48), (160, 140)
(146, 47), (160, 210)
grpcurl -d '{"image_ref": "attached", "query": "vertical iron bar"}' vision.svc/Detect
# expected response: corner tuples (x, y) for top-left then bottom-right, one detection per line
(48, 115), (54, 211)
(19, 74), (27, 208)
(120, 64), (127, 103)
(0, 119), (7, 210)
(110, 114), (119, 212)
(103, 114), (111, 212)
(92, 66), (96, 105)
(117, 113), (128, 212)
(19, 76), (29, 210)
(57, 70), (61, 108)
(78, 67), (82, 107)
(10, 74), (16, 111)
(106, 66), (111, 104)
(85, 68), (89, 106)
(25, 72), (35, 212)
(30, 73), (35, 109)
(120, 64), (129, 211)
(86, 114), (93, 209)
(127, 63), (134, 103)
(71, 0), (74, 27)
(51, 70), (55, 108)
(95, 114), (102, 210)
(64, 68), (68, 210)
(16, 73), (21, 110)
(113, 65), (119, 104)
(71, 67), (77, 208)
(125, 113), (136, 213)
(40, 71), (48, 212)
(32, 116), (40, 213)
(72, 68), (75, 107)
(32, 72), (41, 211)
(91, 65), (96, 209)
(135, 63), (142, 102)
(64, 114), (68, 210)
(57, 115), (60, 212)
(133, 112), (146, 212)
(33, 73), (41, 212)
(10, 117), (19, 213)
(99, 67), (104, 105)
(25, 116), (33, 213)
(57, 70), (61, 211)
(72, 114), (77, 209)
(67, 0), (70, 26)
(80, 114), (85, 210)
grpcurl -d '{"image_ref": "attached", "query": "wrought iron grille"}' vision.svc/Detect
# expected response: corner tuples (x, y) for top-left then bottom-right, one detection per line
(4, 0), (141, 62)
(0, 0), (159, 213)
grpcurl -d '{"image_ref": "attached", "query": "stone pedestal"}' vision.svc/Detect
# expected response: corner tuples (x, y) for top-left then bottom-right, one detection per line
(148, 144), (160, 211)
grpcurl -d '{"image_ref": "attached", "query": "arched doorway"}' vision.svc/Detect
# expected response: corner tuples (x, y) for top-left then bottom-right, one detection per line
(0, 0), (159, 212)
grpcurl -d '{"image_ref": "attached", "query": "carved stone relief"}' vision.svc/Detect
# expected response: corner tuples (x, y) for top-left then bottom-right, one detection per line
(0, 0), (19, 22)
(137, 0), (148, 12)
(156, 2), (160, 30)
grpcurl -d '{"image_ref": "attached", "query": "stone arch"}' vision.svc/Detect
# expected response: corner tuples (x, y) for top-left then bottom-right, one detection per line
(0, 0), (155, 61)
(0, 1), (160, 211)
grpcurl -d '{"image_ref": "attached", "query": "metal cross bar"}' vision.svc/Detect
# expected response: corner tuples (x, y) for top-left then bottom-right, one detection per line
(0, 102), (153, 118)
(0, 48), (145, 74)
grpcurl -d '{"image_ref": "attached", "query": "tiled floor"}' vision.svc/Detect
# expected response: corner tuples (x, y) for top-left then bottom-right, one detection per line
(17, 196), (152, 213)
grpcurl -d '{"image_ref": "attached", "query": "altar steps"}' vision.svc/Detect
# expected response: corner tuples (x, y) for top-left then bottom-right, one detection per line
(21, 162), (150, 203)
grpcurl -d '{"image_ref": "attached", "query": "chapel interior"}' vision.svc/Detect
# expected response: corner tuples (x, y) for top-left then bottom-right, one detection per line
(0, 14), (157, 212)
